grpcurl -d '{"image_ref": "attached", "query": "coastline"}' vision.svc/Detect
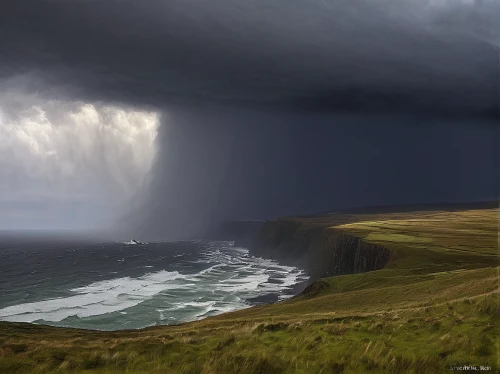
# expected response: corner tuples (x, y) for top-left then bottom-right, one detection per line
(1, 203), (498, 373)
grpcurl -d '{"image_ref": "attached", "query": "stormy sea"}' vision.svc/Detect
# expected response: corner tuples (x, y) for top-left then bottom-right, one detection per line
(0, 233), (308, 331)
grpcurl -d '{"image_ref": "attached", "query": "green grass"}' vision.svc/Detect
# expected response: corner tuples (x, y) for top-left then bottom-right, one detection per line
(335, 209), (498, 257)
(364, 233), (434, 244)
(0, 207), (498, 373)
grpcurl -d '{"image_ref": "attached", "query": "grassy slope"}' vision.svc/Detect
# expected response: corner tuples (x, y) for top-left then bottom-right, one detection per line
(0, 208), (498, 373)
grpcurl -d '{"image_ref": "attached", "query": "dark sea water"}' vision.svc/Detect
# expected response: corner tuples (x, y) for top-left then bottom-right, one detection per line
(0, 233), (308, 331)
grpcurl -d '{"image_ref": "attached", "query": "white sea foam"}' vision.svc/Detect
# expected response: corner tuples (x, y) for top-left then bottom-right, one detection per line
(0, 270), (187, 322)
(123, 240), (148, 245)
(0, 242), (308, 327)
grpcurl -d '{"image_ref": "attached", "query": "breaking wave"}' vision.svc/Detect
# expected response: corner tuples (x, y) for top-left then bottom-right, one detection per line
(0, 241), (308, 329)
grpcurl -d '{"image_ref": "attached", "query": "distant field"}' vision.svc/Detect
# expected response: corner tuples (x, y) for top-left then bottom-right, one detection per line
(1, 207), (498, 373)
(336, 209), (498, 255)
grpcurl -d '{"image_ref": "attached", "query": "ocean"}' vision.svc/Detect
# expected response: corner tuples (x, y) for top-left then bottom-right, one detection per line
(0, 233), (308, 331)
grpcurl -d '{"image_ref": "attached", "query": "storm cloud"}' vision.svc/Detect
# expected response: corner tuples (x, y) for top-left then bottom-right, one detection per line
(1, 0), (498, 116)
(0, 0), (498, 236)
(119, 111), (498, 239)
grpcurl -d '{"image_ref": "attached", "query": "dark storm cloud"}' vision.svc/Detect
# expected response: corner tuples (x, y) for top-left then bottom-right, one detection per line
(1, 0), (498, 238)
(116, 109), (499, 240)
(1, 0), (498, 118)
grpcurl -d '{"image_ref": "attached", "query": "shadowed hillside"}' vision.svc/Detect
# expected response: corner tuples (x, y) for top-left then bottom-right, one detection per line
(0, 205), (498, 373)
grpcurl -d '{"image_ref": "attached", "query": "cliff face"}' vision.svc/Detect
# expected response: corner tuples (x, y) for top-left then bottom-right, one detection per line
(251, 219), (391, 282)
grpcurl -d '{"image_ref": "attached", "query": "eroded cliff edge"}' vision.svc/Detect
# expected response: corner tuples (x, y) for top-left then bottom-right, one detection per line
(249, 219), (391, 283)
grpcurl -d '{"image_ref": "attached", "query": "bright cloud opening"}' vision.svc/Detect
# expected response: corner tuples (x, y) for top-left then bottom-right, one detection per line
(0, 97), (160, 229)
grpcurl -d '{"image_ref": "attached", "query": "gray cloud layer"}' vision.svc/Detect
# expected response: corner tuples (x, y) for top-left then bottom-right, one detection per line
(1, 0), (498, 118)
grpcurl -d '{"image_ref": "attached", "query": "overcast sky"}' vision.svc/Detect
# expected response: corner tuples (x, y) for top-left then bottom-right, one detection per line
(0, 0), (498, 235)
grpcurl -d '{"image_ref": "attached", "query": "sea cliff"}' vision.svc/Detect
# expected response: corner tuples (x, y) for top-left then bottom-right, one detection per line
(211, 217), (392, 283)
(250, 219), (391, 282)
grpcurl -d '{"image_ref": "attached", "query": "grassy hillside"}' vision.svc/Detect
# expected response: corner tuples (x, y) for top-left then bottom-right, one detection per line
(1, 207), (498, 373)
